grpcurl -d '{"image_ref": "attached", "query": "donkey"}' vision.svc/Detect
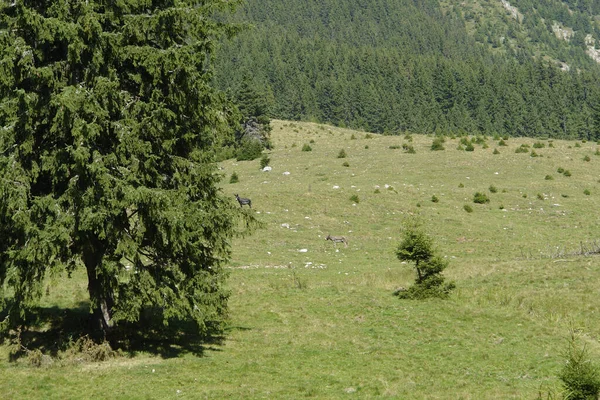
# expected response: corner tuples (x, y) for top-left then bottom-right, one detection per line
(326, 234), (348, 247)
(235, 194), (252, 208)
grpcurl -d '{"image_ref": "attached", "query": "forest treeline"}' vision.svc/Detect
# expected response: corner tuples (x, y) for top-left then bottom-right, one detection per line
(214, 0), (600, 139)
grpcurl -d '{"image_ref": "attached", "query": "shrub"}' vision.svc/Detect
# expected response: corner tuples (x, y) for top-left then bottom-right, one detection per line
(584, 155), (591, 162)
(342, 161), (350, 167)
(463, 204), (473, 213)
(349, 194), (360, 204)
(431, 195), (439, 203)
(260, 154), (270, 170)
(575, 142), (582, 148)
(465, 143), (475, 152)
(489, 185), (498, 194)
(533, 142), (545, 148)
(394, 221), (455, 300)
(365, 133), (373, 139)
(584, 189), (591, 196)
(473, 192), (490, 204)
(374, 188), (381, 194)
(229, 172), (239, 184)
(537, 193), (544, 200)
(549, 142), (555, 148)
(350, 134), (356, 140)
(404, 134), (413, 141)
(403, 144), (416, 153)
(530, 150), (539, 157)
(236, 139), (264, 161)
(482, 142), (489, 149)
(365, 145), (369, 149)
(499, 204), (504, 210)
(559, 333), (600, 400)
(474, 135), (486, 145)
(498, 140), (507, 146)
(545, 175), (553, 180)
(337, 149), (347, 158)
(301, 144), (312, 152)
(564, 170), (572, 177)
(515, 145), (529, 153)
(389, 145), (401, 150)
(431, 138), (445, 151)
(458, 183), (464, 188)
(309, 139), (315, 144)
(595, 149), (600, 156)
(558, 167), (565, 174)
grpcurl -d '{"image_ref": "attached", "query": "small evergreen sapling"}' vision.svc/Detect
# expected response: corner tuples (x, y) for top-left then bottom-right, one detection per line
(394, 222), (455, 299)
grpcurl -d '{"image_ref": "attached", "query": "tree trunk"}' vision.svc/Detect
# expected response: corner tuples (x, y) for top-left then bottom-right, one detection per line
(83, 245), (114, 335)
(416, 261), (423, 283)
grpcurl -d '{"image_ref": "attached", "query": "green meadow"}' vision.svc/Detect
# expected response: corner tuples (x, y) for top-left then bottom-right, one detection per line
(3, 120), (600, 399)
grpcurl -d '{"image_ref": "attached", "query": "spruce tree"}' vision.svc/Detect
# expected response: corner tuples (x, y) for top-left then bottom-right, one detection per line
(0, 0), (250, 336)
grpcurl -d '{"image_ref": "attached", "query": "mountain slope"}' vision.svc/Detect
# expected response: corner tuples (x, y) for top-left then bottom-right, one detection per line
(214, 0), (600, 139)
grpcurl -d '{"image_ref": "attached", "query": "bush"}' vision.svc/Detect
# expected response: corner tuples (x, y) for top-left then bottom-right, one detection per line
(558, 167), (565, 174)
(350, 134), (356, 140)
(402, 143), (416, 153)
(530, 150), (539, 157)
(584, 189), (591, 196)
(537, 193), (544, 200)
(463, 204), (473, 213)
(533, 142), (545, 148)
(431, 195), (439, 203)
(394, 221), (455, 300)
(301, 144), (312, 152)
(545, 175), (553, 180)
(337, 149), (347, 158)
(465, 143), (475, 152)
(236, 139), (264, 161)
(498, 140), (507, 146)
(349, 194), (360, 204)
(489, 185), (498, 193)
(559, 333), (600, 400)
(431, 138), (445, 151)
(473, 192), (490, 204)
(342, 161), (350, 167)
(389, 145), (401, 149)
(584, 155), (591, 162)
(365, 133), (373, 139)
(564, 170), (572, 177)
(260, 154), (270, 169)
(515, 145), (529, 153)
(229, 172), (239, 184)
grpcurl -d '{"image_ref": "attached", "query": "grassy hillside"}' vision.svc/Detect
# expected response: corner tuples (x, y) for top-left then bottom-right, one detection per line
(3, 120), (600, 398)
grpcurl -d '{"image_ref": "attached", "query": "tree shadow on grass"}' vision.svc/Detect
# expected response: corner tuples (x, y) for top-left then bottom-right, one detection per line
(5, 304), (247, 361)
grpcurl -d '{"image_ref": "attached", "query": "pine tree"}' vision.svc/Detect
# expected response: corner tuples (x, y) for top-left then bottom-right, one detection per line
(0, 0), (251, 336)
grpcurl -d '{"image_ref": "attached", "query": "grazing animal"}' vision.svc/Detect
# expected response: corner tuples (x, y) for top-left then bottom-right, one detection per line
(326, 234), (348, 247)
(235, 194), (252, 208)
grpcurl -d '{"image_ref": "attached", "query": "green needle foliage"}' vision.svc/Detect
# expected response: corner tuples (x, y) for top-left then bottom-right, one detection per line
(394, 221), (454, 299)
(0, 0), (253, 337)
(560, 332), (600, 400)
